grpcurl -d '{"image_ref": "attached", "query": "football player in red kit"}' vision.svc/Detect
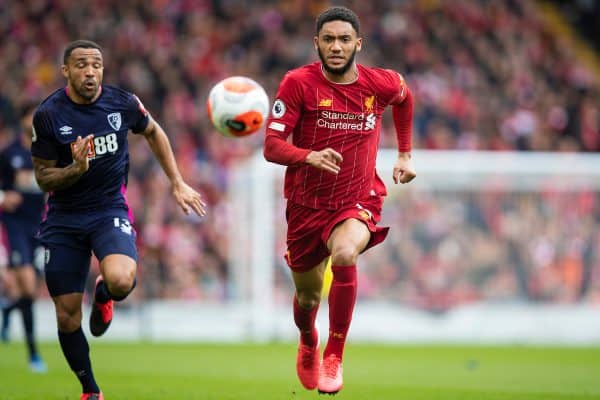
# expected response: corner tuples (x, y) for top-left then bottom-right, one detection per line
(263, 6), (416, 395)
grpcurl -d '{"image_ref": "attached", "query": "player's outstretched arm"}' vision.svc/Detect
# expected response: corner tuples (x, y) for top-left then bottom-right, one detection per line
(141, 118), (206, 216)
(32, 134), (93, 192)
(391, 79), (416, 185)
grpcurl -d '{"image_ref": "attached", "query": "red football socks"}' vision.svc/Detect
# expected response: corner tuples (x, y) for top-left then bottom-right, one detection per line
(324, 264), (357, 360)
(293, 296), (319, 346)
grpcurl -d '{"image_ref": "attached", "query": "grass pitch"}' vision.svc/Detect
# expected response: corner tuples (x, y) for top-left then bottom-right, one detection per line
(1, 341), (600, 399)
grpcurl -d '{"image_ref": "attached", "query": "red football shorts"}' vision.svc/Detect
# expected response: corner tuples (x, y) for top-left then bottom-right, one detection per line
(284, 195), (389, 272)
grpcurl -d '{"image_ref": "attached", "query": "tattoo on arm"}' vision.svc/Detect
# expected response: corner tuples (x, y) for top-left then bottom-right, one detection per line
(32, 157), (86, 192)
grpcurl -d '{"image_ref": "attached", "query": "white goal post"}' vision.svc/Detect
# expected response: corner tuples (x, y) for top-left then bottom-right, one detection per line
(225, 149), (600, 343)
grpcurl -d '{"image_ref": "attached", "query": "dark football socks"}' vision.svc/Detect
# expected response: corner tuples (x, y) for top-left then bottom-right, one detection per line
(58, 327), (100, 393)
(324, 264), (357, 360)
(1, 304), (13, 331)
(95, 277), (137, 303)
(293, 296), (319, 346)
(16, 297), (38, 358)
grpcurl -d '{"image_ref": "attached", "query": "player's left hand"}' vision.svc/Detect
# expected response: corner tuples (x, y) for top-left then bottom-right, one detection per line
(171, 179), (207, 216)
(393, 153), (416, 184)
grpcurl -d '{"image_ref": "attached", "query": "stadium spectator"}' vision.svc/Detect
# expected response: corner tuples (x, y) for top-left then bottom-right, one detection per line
(0, 0), (598, 307)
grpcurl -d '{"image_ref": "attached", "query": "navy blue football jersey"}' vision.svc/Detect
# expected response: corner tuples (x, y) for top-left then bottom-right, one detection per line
(31, 85), (149, 212)
(0, 138), (45, 223)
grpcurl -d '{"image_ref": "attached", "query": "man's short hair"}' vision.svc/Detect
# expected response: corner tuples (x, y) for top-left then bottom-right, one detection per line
(315, 6), (360, 36)
(63, 40), (102, 64)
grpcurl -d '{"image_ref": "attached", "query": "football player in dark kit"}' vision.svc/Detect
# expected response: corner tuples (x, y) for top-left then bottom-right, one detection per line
(0, 104), (47, 373)
(31, 40), (206, 400)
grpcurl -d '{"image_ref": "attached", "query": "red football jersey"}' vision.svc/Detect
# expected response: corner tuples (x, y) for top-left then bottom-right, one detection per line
(265, 61), (407, 210)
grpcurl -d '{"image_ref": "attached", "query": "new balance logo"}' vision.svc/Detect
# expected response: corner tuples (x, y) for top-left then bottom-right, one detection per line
(59, 126), (72, 135)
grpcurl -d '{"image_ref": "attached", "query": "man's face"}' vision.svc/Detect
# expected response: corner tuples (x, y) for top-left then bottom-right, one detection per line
(62, 47), (104, 102)
(315, 20), (362, 76)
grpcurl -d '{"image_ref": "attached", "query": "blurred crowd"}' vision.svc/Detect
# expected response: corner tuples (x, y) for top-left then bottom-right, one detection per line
(357, 188), (600, 311)
(551, 0), (600, 55)
(1, 0), (599, 306)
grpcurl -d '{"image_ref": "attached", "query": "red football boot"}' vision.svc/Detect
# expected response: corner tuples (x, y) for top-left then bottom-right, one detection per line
(296, 326), (320, 390)
(318, 354), (343, 394)
(80, 392), (103, 400)
(89, 275), (113, 337)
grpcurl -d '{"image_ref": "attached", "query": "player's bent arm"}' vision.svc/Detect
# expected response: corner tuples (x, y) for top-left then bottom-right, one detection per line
(392, 87), (413, 152)
(305, 149), (343, 175)
(263, 134), (311, 166)
(391, 87), (416, 184)
(31, 134), (92, 192)
(32, 157), (86, 192)
(263, 135), (342, 174)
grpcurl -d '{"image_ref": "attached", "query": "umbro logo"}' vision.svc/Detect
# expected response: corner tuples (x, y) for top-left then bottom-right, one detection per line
(59, 125), (72, 135)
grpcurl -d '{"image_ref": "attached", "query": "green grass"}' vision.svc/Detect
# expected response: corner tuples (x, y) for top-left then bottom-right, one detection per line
(2, 341), (600, 399)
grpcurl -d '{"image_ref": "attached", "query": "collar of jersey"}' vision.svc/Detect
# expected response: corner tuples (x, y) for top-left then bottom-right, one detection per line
(320, 64), (359, 85)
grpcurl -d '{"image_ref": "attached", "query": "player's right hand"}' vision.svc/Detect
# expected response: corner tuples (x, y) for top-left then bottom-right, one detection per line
(305, 148), (343, 175)
(72, 134), (94, 173)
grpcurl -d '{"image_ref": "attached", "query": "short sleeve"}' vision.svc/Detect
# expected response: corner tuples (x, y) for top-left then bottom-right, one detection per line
(386, 70), (408, 105)
(128, 94), (150, 134)
(31, 109), (59, 160)
(265, 72), (304, 138)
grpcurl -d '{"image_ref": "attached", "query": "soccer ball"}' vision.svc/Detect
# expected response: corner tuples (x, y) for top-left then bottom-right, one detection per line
(206, 76), (270, 138)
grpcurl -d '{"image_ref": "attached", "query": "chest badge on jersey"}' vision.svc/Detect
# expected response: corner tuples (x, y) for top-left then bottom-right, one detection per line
(364, 95), (376, 131)
(364, 95), (375, 113)
(107, 113), (122, 131)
